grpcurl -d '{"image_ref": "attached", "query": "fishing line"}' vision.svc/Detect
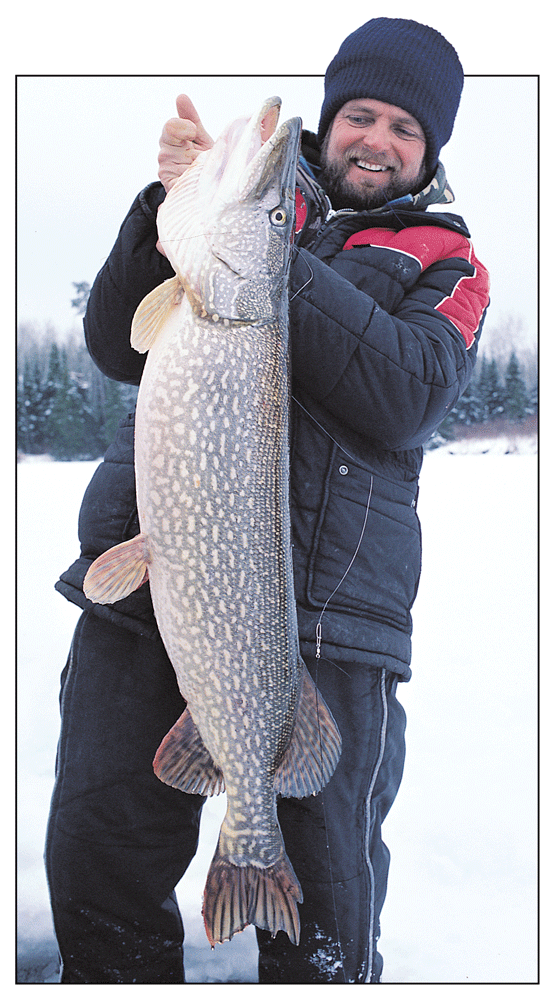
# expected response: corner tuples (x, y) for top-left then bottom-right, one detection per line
(157, 227), (233, 244)
(310, 471), (373, 983)
(289, 249), (314, 301)
(290, 395), (375, 655)
(290, 396), (357, 463)
(315, 473), (373, 660)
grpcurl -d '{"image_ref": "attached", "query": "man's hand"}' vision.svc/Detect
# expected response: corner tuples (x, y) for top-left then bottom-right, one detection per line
(158, 94), (213, 193)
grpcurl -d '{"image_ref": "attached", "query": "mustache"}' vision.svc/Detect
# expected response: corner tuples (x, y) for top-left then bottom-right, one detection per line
(345, 146), (395, 168)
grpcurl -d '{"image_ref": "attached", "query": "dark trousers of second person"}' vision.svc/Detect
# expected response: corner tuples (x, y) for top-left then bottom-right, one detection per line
(45, 610), (406, 983)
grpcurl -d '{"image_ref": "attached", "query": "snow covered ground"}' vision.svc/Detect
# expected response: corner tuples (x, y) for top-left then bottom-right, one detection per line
(16, 441), (538, 985)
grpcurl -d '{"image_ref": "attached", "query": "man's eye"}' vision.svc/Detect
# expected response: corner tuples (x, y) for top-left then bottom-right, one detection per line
(394, 126), (424, 141)
(346, 115), (372, 128)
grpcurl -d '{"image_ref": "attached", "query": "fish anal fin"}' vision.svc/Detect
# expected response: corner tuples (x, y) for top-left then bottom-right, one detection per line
(153, 708), (225, 796)
(131, 276), (183, 353)
(274, 665), (342, 799)
(202, 847), (302, 947)
(83, 534), (150, 604)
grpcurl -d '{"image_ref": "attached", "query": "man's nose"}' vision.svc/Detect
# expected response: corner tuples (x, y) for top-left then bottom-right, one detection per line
(361, 122), (389, 152)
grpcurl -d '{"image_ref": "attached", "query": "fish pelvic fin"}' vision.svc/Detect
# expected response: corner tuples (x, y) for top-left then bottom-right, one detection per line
(274, 664), (342, 799)
(130, 276), (183, 353)
(83, 534), (150, 604)
(153, 708), (225, 796)
(202, 847), (302, 947)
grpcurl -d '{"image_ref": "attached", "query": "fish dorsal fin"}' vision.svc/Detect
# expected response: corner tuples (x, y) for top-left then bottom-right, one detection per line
(131, 276), (183, 353)
(153, 708), (225, 796)
(83, 533), (150, 604)
(274, 665), (342, 798)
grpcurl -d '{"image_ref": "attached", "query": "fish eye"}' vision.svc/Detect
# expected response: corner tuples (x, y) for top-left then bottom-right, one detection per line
(270, 207), (287, 226)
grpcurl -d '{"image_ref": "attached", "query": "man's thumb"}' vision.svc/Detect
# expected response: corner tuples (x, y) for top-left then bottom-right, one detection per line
(174, 94), (212, 146)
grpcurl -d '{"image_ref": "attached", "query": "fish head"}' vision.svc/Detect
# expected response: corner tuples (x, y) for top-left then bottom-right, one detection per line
(157, 97), (302, 326)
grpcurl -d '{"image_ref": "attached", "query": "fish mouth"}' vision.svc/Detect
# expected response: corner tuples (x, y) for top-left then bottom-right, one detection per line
(249, 100), (302, 202)
(274, 116), (303, 199)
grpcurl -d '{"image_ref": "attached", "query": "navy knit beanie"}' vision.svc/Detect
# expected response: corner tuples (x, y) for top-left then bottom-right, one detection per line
(318, 18), (464, 177)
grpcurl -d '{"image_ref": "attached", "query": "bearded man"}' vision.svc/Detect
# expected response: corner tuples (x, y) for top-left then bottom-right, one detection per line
(47, 18), (489, 984)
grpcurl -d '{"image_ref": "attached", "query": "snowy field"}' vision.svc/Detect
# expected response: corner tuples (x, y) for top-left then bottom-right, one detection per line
(17, 444), (538, 986)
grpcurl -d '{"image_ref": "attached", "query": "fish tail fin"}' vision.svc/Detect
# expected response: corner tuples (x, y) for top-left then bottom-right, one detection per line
(202, 845), (302, 947)
(274, 664), (342, 798)
(83, 534), (150, 604)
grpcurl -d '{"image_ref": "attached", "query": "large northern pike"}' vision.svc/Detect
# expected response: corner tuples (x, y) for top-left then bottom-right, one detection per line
(84, 97), (341, 947)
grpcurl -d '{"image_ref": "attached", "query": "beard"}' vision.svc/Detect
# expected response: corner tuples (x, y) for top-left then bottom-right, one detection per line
(318, 136), (427, 211)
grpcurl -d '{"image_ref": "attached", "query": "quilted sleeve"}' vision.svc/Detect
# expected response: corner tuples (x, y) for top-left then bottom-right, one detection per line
(288, 226), (490, 450)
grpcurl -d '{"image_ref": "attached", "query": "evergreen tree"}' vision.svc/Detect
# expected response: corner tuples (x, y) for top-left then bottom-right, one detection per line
(17, 355), (48, 453)
(453, 370), (483, 427)
(503, 351), (529, 421)
(42, 343), (87, 459)
(433, 368), (482, 443)
(477, 356), (504, 421)
(71, 281), (91, 316)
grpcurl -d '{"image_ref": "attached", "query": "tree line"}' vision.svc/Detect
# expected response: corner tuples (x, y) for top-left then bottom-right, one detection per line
(17, 289), (537, 461)
(431, 347), (538, 447)
(17, 283), (138, 461)
(17, 330), (139, 461)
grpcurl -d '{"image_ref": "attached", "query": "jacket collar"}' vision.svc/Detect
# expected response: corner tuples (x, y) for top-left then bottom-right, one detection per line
(300, 129), (455, 214)
(375, 161), (455, 213)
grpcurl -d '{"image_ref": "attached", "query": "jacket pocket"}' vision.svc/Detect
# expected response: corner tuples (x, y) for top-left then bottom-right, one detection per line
(306, 453), (421, 632)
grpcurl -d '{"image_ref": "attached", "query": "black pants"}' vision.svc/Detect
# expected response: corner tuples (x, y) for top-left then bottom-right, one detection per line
(45, 611), (406, 983)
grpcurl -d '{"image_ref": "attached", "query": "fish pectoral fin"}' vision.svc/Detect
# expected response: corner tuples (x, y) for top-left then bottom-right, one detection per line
(202, 846), (302, 947)
(130, 276), (183, 353)
(153, 708), (225, 796)
(274, 664), (342, 799)
(83, 534), (150, 604)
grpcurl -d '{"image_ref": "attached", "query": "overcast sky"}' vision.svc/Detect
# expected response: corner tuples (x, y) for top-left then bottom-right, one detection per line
(14, 3), (540, 356)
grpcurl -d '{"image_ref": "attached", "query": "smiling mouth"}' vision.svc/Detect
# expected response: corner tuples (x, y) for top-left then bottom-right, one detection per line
(353, 159), (392, 173)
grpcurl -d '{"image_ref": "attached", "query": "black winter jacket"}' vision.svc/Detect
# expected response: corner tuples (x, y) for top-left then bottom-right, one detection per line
(56, 132), (490, 680)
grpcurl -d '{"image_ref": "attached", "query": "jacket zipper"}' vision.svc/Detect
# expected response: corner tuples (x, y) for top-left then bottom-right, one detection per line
(314, 206), (356, 242)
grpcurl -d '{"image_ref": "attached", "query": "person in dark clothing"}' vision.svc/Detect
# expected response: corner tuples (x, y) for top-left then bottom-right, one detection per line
(46, 18), (490, 984)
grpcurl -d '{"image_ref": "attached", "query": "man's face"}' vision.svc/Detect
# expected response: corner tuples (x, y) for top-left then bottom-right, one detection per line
(319, 98), (428, 210)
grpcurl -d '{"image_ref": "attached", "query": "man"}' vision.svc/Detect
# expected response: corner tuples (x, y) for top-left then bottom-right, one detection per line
(47, 18), (490, 984)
